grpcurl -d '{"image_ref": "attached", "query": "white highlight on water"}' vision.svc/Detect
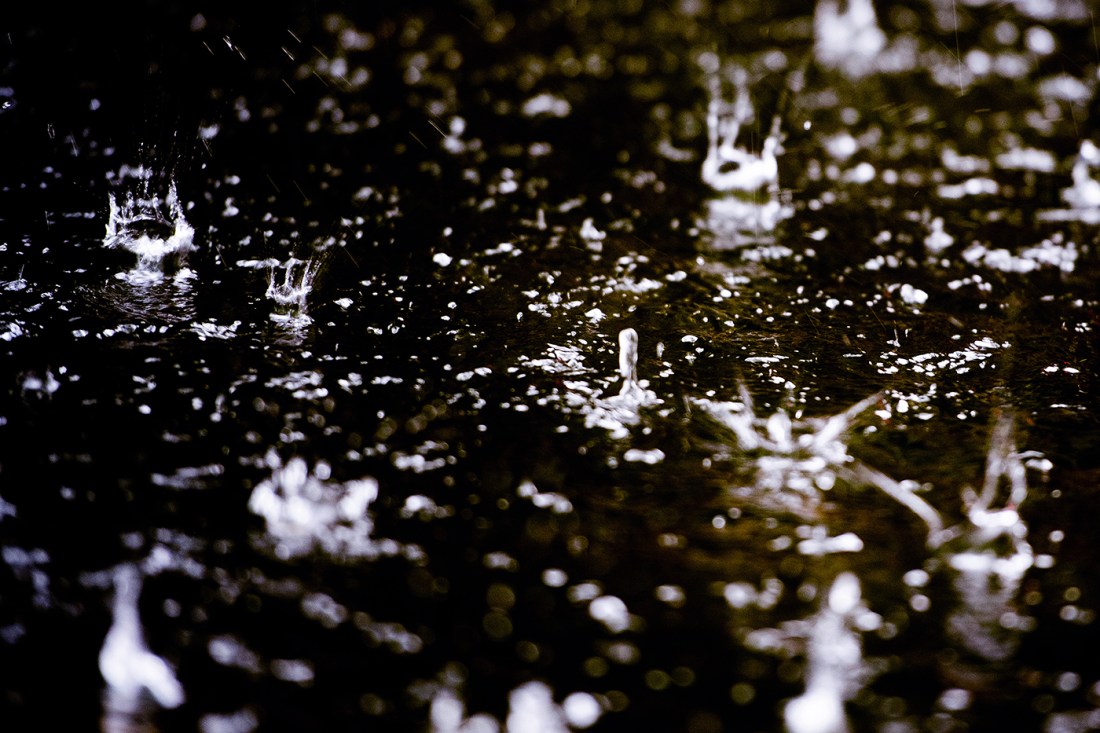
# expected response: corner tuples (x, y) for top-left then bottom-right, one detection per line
(430, 680), (602, 733)
(813, 0), (886, 78)
(588, 595), (633, 633)
(521, 92), (571, 119)
(99, 564), (184, 722)
(247, 452), (383, 561)
(784, 573), (875, 733)
(506, 681), (571, 733)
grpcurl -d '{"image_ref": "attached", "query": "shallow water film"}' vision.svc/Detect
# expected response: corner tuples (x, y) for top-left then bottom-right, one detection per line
(3, 1), (1100, 731)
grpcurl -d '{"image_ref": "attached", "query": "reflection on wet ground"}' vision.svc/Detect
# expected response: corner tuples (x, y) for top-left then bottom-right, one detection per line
(2, 1), (1100, 731)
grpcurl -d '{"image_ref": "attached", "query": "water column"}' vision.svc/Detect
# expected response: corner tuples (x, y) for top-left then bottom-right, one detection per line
(98, 564), (184, 730)
(784, 573), (872, 733)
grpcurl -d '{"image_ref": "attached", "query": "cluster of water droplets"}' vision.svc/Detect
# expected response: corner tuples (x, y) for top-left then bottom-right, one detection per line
(586, 315), (1050, 732)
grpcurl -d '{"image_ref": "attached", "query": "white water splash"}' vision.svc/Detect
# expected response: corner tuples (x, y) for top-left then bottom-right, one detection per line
(697, 384), (954, 535)
(19, 367), (62, 398)
(701, 68), (781, 194)
(699, 65), (792, 247)
(939, 487), (1035, 685)
(783, 573), (878, 733)
(924, 215), (954, 256)
(937, 409), (1035, 562)
(506, 681), (572, 733)
(697, 387), (882, 498)
(247, 451), (387, 561)
(99, 564), (184, 725)
(961, 235), (1078, 274)
(430, 687), (500, 733)
(104, 173), (195, 284)
(430, 680), (603, 733)
(1060, 140), (1100, 210)
(813, 0), (886, 79)
(582, 328), (662, 439)
(267, 257), (322, 324)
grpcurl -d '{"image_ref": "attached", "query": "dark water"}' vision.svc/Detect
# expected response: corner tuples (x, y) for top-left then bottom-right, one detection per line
(2, 1), (1100, 731)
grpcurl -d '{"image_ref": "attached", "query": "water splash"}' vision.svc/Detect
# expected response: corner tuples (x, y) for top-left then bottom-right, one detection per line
(247, 451), (387, 562)
(699, 66), (791, 247)
(933, 412), (1038, 694)
(582, 328), (662, 439)
(924, 215), (954, 257)
(813, 0), (887, 79)
(961, 234), (1079, 274)
(701, 69), (782, 195)
(616, 327), (642, 398)
(98, 564), (184, 728)
(870, 411), (1041, 698)
(266, 257), (322, 324)
(430, 679), (603, 733)
(783, 572), (878, 733)
(506, 681), (572, 733)
(696, 387), (887, 506)
(19, 367), (62, 399)
(430, 686), (499, 733)
(104, 169), (195, 284)
(1059, 140), (1100, 211)
(937, 408), (1034, 565)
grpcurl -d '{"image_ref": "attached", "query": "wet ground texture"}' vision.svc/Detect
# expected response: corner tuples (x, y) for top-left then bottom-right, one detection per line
(2, 1), (1100, 732)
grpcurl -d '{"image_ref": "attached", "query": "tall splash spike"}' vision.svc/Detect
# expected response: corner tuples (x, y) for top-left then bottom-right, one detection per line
(98, 564), (184, 723)
(783, 572), (874, 733)
(581, 327), (661, 439)
(617, 327), (640, 395)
